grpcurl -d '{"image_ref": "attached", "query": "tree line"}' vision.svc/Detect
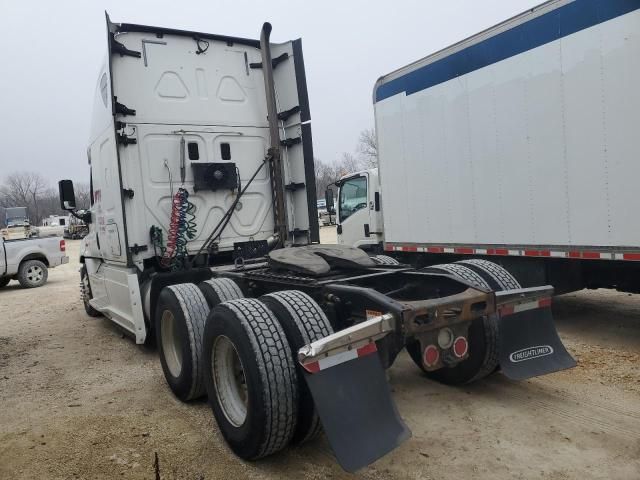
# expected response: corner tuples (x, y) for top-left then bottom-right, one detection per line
(0, 172), (90, 227)
(314, 128), (377, 199)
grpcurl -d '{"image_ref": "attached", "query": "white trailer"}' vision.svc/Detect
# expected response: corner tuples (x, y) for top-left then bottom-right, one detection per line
(336, 0), (640, 294)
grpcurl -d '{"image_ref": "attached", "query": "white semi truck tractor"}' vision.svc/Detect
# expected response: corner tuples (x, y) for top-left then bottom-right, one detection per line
(334, 0), (640, 295)
(59, 14), (576, 472)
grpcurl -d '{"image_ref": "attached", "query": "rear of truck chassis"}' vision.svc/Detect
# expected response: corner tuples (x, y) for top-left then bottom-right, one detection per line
(152, 250), (575, 471)
(63, 15), (577, 473)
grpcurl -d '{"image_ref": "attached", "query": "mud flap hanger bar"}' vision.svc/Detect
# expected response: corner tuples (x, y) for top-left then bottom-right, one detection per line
(298, 313), (396, 367)
(494, 285), (554, 309)
(296, 286), (556, 366)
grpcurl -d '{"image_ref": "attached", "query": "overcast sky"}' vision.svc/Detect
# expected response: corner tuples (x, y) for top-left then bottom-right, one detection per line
(0, 0), (541, 184)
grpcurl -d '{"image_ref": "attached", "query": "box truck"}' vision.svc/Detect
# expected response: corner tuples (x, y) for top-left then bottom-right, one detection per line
(335, 0), (640, 294)
(59, 13), (575, 472)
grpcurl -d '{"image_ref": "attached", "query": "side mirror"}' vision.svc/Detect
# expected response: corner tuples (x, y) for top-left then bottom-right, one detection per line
(325, 188), (335, 212)
(58, 180), (76, 211)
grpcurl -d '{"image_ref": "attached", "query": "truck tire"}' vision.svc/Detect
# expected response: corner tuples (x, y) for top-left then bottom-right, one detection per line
(203, 298), (298, 460)
(408, 263), (497, 384)
(0, 277), (10, 288)
(80, 266), (102, 317)
(17, 259), (48, 288)
(198, 278), (244, 309)
(156, 283), (209, 402)
(422, 263), (491, 290)
(371, 254), (400, 266)
(260, 290), (333, 445)
(455, 259), (521, 291)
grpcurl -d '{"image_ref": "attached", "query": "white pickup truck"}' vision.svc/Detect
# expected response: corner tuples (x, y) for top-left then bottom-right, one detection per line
(0, 236), (69, 289)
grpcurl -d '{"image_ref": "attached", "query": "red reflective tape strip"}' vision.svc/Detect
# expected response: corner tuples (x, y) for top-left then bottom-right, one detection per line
(356, 342), (377, 357)
(500, 297), (552, 317)
(385, 245), (640, 261)
(500, 305), (515, 316)
(539, 297), (552, 308)
(524, 250), (550, 257)
(302, 342), (378, 374)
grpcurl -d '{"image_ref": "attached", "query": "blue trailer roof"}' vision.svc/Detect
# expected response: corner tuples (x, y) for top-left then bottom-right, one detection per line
(375, 0), (640, 103)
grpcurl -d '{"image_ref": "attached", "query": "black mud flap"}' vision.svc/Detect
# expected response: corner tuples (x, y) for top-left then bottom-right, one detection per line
(303, 351), (411, 472)
(498, 304), (576, 380)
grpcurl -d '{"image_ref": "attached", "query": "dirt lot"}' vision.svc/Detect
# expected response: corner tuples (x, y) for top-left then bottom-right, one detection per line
(1, 232), (639, 479)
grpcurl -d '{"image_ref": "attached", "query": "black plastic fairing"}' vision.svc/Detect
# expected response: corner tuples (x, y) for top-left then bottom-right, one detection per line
(292, 39), (320, 243)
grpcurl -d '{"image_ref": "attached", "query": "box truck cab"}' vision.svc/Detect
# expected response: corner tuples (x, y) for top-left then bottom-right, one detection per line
(334, 169), (382, 251)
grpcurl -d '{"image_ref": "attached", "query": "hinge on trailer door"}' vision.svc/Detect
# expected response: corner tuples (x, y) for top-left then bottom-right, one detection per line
(117, 133), (137, 146)
(110, 33), (141, 58)
(280, 137), (302, 148)
(115, 99), (136, 116)
(278, 106), (301, 121)
(122, 188), (135, 199)
(249, 52), (289, 70)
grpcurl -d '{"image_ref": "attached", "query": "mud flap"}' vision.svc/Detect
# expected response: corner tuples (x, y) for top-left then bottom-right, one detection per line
(302, 349), (411, 472)
(498, 302), (576, 380)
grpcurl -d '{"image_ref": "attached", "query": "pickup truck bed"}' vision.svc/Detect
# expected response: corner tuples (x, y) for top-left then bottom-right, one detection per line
(0, 236), (69, 289)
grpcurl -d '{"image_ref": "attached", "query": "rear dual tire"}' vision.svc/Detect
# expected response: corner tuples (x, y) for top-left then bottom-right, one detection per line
(203, 298), (298, 460)
(260, 290), (333, 445)
(156, 283), (335, 458)
(155, 283), (210, 401)
(409, 260), (520, 384)
(371, 254), (400, 266)
(199, 278), (244, 309)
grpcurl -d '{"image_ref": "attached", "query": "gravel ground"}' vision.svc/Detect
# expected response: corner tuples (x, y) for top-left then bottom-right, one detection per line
(1, 231), (639, 479)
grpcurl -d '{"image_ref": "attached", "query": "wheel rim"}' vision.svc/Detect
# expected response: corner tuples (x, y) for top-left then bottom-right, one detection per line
(27, 265), (43, 283)
(82, 272), (91, 303)
(160, 310), (183, 378)
(212, 335), (248, 427)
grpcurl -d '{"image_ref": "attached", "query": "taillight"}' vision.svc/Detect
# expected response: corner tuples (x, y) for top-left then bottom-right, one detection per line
(423, 344), (440, 368)
(453, 336), (469, 358)
(60, 239), (66, 252)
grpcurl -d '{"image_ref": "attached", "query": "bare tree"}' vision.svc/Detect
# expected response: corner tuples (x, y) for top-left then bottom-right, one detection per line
(357, 128), (378, 168)
(0, 172), (49, 224)
(74, 182), (91, 210)
(314, 159), (341, 199)
(0, 172), (68, 226)
(340, 152), (362, 174)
